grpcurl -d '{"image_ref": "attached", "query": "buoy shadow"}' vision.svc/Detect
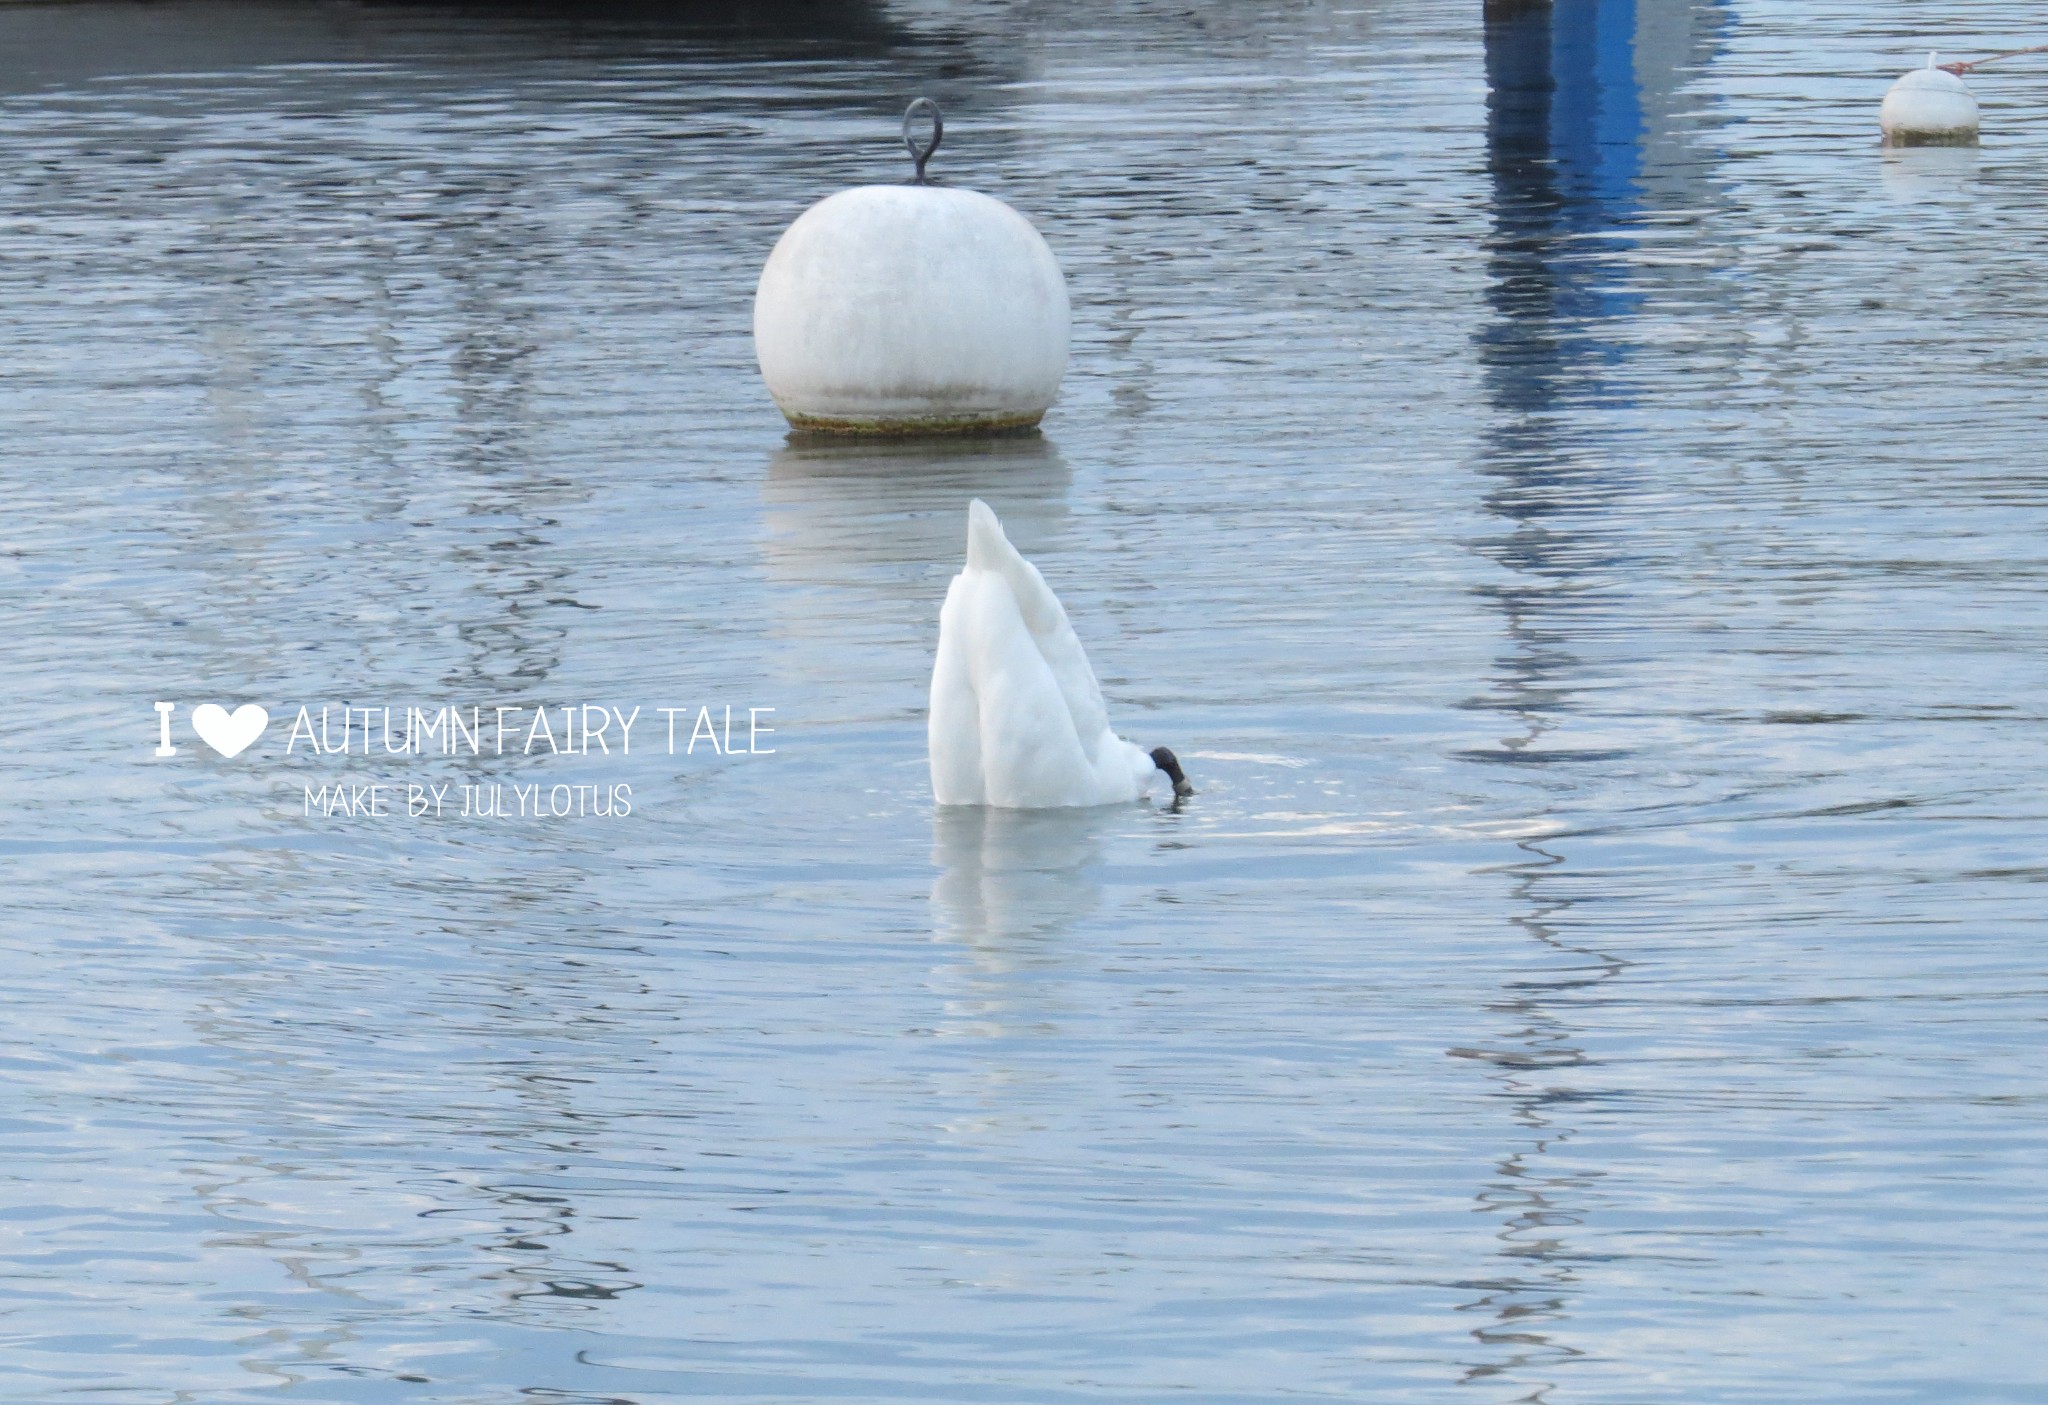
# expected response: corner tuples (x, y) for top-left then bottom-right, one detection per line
(759, 433), (1072, 585)
(1880, 143), (1980, 197)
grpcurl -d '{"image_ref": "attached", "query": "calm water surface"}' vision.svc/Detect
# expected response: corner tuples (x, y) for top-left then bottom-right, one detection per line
(3, 1), (2046, 1401)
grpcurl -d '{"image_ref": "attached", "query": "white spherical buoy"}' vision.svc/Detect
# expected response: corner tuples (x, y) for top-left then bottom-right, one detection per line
(1880, 56), (1980, 146)
(754, 100), (1069, 436)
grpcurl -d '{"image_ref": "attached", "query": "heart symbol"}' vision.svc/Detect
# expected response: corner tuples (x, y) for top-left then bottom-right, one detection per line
(192, 703), (269, 759)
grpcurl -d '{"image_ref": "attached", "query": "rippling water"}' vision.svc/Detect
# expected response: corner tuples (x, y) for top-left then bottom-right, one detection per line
(4, 1), (2046, 1400)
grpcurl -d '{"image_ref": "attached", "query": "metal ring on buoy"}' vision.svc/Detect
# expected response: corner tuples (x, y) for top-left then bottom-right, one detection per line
(903, 98), (943, 184)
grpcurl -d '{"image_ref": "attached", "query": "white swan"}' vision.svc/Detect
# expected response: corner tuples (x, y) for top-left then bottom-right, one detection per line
(929, 499), (1192, 809)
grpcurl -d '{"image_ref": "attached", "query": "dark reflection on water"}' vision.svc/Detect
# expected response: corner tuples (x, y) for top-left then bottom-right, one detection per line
(4, 1), (2048, 1403)
(0, 0), (912, 96)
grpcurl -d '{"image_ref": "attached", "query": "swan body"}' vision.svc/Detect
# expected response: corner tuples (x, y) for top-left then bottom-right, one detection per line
(930, 501), (1187, 809)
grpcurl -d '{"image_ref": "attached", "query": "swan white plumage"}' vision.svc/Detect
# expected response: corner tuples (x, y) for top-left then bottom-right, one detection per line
(929, 499), (1191, 808)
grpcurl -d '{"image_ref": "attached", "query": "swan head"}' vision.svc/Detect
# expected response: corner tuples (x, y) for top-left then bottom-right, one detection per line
(1149, 746), (1195, 799)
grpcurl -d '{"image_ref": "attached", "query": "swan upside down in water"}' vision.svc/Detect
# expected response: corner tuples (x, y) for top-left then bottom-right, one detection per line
(929, 499), (1192, 809)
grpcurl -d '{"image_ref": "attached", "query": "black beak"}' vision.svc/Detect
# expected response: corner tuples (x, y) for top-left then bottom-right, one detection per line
(1149, 746), (1195, 799)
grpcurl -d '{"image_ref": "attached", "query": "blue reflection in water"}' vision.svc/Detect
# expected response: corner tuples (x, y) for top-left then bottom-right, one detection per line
(1481, 0), (1655, 407)
(1467, 3), (1727, 1395)
(1551, 0), (1645, 230)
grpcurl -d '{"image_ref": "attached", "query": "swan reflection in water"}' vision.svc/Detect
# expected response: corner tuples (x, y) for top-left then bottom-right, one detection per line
(930, 803), (1112, 958)
(924, 805), (1116, 1150)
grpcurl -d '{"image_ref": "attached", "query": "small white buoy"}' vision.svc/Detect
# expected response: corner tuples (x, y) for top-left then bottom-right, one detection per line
(754, 99), (1070, 436)
(1880, 53), (1980, 146)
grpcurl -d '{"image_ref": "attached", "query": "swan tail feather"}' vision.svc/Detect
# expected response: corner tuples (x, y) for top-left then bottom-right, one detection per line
(964, 499), (1112, 754)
